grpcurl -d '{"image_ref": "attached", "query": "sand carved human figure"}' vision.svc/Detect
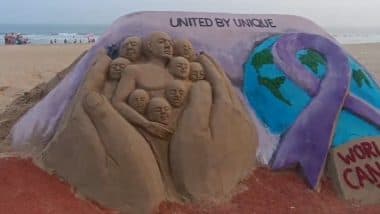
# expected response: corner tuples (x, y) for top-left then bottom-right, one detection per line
(42, 31), (257, 213)
(119, 36), (143, 62)
(189, 62), (205, 81)
(103, 57), (130, 100)
(168, 56), (190, 80)
(166, 57), (191, 108)
(111, 32), (179, 199)
(112, 32), (174, 139)
(127, 89), (150, 114)
(165, 80), (188, 108)
(174, 39), (196, 61)
(146, 97), (172, 125)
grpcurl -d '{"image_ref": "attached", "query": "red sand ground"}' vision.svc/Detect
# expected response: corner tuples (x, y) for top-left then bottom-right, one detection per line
(0, 157), (115, 214)
(0, 157), (379, 214)
(157, 168), (380, 214)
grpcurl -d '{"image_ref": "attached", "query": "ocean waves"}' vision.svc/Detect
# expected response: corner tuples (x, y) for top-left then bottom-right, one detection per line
(0, 24), (107, 45)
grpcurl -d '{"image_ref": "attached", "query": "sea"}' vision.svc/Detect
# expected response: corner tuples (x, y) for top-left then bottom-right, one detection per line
(0, 24), (380, 45)
(327, 26), (380, 44)
(0, 24), (108, 45)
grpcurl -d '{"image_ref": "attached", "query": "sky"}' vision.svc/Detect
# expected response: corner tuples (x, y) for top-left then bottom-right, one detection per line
(0, 0), (379, 28)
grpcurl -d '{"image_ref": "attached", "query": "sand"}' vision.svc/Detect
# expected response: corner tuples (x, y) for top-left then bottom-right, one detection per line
(0, 43), (378, 112)
(344, 43), (380, 80)
(0, 157), (114, 214)
(0, 44), (90, 112)
(157, 168), (380, 214)
(0, 42), (379, 213)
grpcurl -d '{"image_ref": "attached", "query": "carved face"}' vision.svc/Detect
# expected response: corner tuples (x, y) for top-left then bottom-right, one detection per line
(189, 62), (205, 81)
(109, 57), (130, 80)
(120, 36), (142, 61)
(174, 39), (195, 61)
(165, 80), (187, 108)
(169, 57), (190, 80)
(127, 89), (150, 114)
(147, 97), (171, 125)
(147, 32), (173, 59)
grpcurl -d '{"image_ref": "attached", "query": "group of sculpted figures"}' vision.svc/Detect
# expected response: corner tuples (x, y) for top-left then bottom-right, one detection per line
(42, 32), (257, 213)
(105, 34), (205, 135)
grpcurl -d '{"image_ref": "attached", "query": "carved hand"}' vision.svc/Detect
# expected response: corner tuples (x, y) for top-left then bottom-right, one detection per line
(145, 121), (173, 139)
(81, 50), (165, 213)
(170, 53), (258, 201)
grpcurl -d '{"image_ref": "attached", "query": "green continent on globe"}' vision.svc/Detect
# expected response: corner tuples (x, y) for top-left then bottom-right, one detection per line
(252, 48), (273, 71)
(353, 68), (371, 88)
(299, 50), (326, 74)
(258, 75), (291, 106)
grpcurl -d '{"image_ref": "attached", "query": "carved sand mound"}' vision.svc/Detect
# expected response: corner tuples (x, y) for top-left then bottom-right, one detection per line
(10, 11), (380, 212)
(16, 32), (257, 213)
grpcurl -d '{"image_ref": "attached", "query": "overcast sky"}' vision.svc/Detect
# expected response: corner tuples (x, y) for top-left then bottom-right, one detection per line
(0, 0), (378, 27)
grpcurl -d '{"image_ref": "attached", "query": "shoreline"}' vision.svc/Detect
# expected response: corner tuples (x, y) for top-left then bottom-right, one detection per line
(0, 43), (92, 47)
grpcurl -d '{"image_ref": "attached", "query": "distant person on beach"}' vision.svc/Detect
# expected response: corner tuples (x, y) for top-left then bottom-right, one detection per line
(54, 39), (57, 44)
(64, 39), (67, 44)
(50, 40), (53, 44)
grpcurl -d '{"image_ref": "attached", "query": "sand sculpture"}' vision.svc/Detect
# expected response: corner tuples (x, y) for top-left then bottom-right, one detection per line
(189, 62), (205, 82)
(127, 89), (150, 114)
(327, 138), (380, 204)
(173, 39), (196, 62)
(243, 33), (380, 203)
(103, 57), (130, 99)
(13, 32), (257, 213)
(119, 36), (143, 62)
(9, 12), (380, 211)
(168, 56), (190, 80)
(165, 80), (188, 108)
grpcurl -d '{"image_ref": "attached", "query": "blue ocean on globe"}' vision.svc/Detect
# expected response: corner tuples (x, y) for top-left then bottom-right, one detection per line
(243, 35), (380, 148)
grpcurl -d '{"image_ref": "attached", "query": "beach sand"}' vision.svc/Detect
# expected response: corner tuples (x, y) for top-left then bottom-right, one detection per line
(0, 44), (90, 111)
(344, 43), (380, 78)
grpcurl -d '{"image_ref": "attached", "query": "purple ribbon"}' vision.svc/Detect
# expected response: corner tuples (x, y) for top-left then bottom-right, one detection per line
(270, 33), (380, 189)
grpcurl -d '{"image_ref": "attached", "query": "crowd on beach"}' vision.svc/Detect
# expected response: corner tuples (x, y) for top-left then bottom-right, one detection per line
(4, 33), (30, 45)
(2, 33), (96, 45)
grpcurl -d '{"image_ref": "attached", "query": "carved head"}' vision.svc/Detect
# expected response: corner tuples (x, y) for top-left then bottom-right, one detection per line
(147, 97), (172, 125)
(119, 36), (142, 62)
(145, 32), (173, 60)
(189, 62), (205, 81)
(127, 89), (150, 114)
(168, 56), (190, 80)
(109, 57), (130, 80)
(165, 80), (187, 108)
(174, 39), (195, 61)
